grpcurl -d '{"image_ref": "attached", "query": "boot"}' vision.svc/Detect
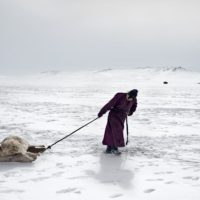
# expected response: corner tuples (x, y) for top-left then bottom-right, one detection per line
(111, 147), (121, 155)
(105, 146), (112, 154)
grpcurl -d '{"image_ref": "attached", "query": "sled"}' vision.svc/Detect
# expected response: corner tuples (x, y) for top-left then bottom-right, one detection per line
(27, 145), (46, 153)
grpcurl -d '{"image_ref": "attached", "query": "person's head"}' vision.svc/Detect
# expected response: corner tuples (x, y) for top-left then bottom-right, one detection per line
(127, 89), (138, 101)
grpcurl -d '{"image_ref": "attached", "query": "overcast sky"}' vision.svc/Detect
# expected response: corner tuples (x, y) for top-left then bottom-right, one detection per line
(0, 0), (200, 74)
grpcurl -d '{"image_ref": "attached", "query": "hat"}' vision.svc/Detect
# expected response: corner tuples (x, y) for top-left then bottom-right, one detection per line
(128, 89), (138, 98)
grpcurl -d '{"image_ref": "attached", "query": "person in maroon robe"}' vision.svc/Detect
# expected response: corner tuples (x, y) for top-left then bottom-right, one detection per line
(98, 89), (138, 154)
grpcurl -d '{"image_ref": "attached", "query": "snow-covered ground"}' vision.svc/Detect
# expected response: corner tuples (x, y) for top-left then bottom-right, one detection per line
(0, 67), (200, 200)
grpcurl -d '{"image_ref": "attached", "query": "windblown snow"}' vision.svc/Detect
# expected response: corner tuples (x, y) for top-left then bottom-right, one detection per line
(0, 67), (200, 200)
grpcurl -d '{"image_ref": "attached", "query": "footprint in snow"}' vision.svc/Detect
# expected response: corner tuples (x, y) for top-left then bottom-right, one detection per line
(144, 189), (155, 193)
(0, 189), (25, 193)
(110, 194), (123, 198)
(52, 171), (65, 177)
(30, 176), (50, 182)
(56, 188), (81, 194)
(166, 171), (174, 174)
(146, 178), (164, 181)
(182, 167), (192, 170)
(74, 190), (81, 194)
(165, 181), (175, 184)
(183, 176), (199, 181)
(56, 162), (66, 169)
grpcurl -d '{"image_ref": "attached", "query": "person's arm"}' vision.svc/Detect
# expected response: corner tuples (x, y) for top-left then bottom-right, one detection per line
(128, 98), (137, 116)
(98, 93), (121, 117)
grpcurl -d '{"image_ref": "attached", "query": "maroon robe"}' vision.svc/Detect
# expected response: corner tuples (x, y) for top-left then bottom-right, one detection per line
(98, 93), (137, 147)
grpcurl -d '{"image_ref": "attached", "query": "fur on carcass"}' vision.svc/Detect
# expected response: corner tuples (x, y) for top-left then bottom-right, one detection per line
(0, 136), (38, 162)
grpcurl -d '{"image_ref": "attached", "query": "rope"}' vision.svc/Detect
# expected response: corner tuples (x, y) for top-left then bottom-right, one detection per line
(125, 116), (129, 145)
(46, 117), (99, 150)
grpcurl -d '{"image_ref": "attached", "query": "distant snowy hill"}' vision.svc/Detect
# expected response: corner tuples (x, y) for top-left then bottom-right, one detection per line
(0, 67), (199, 87)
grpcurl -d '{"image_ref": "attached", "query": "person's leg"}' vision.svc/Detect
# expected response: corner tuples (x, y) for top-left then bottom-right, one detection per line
(105, 145), (112, 153)
(113, 146), (118, 150)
